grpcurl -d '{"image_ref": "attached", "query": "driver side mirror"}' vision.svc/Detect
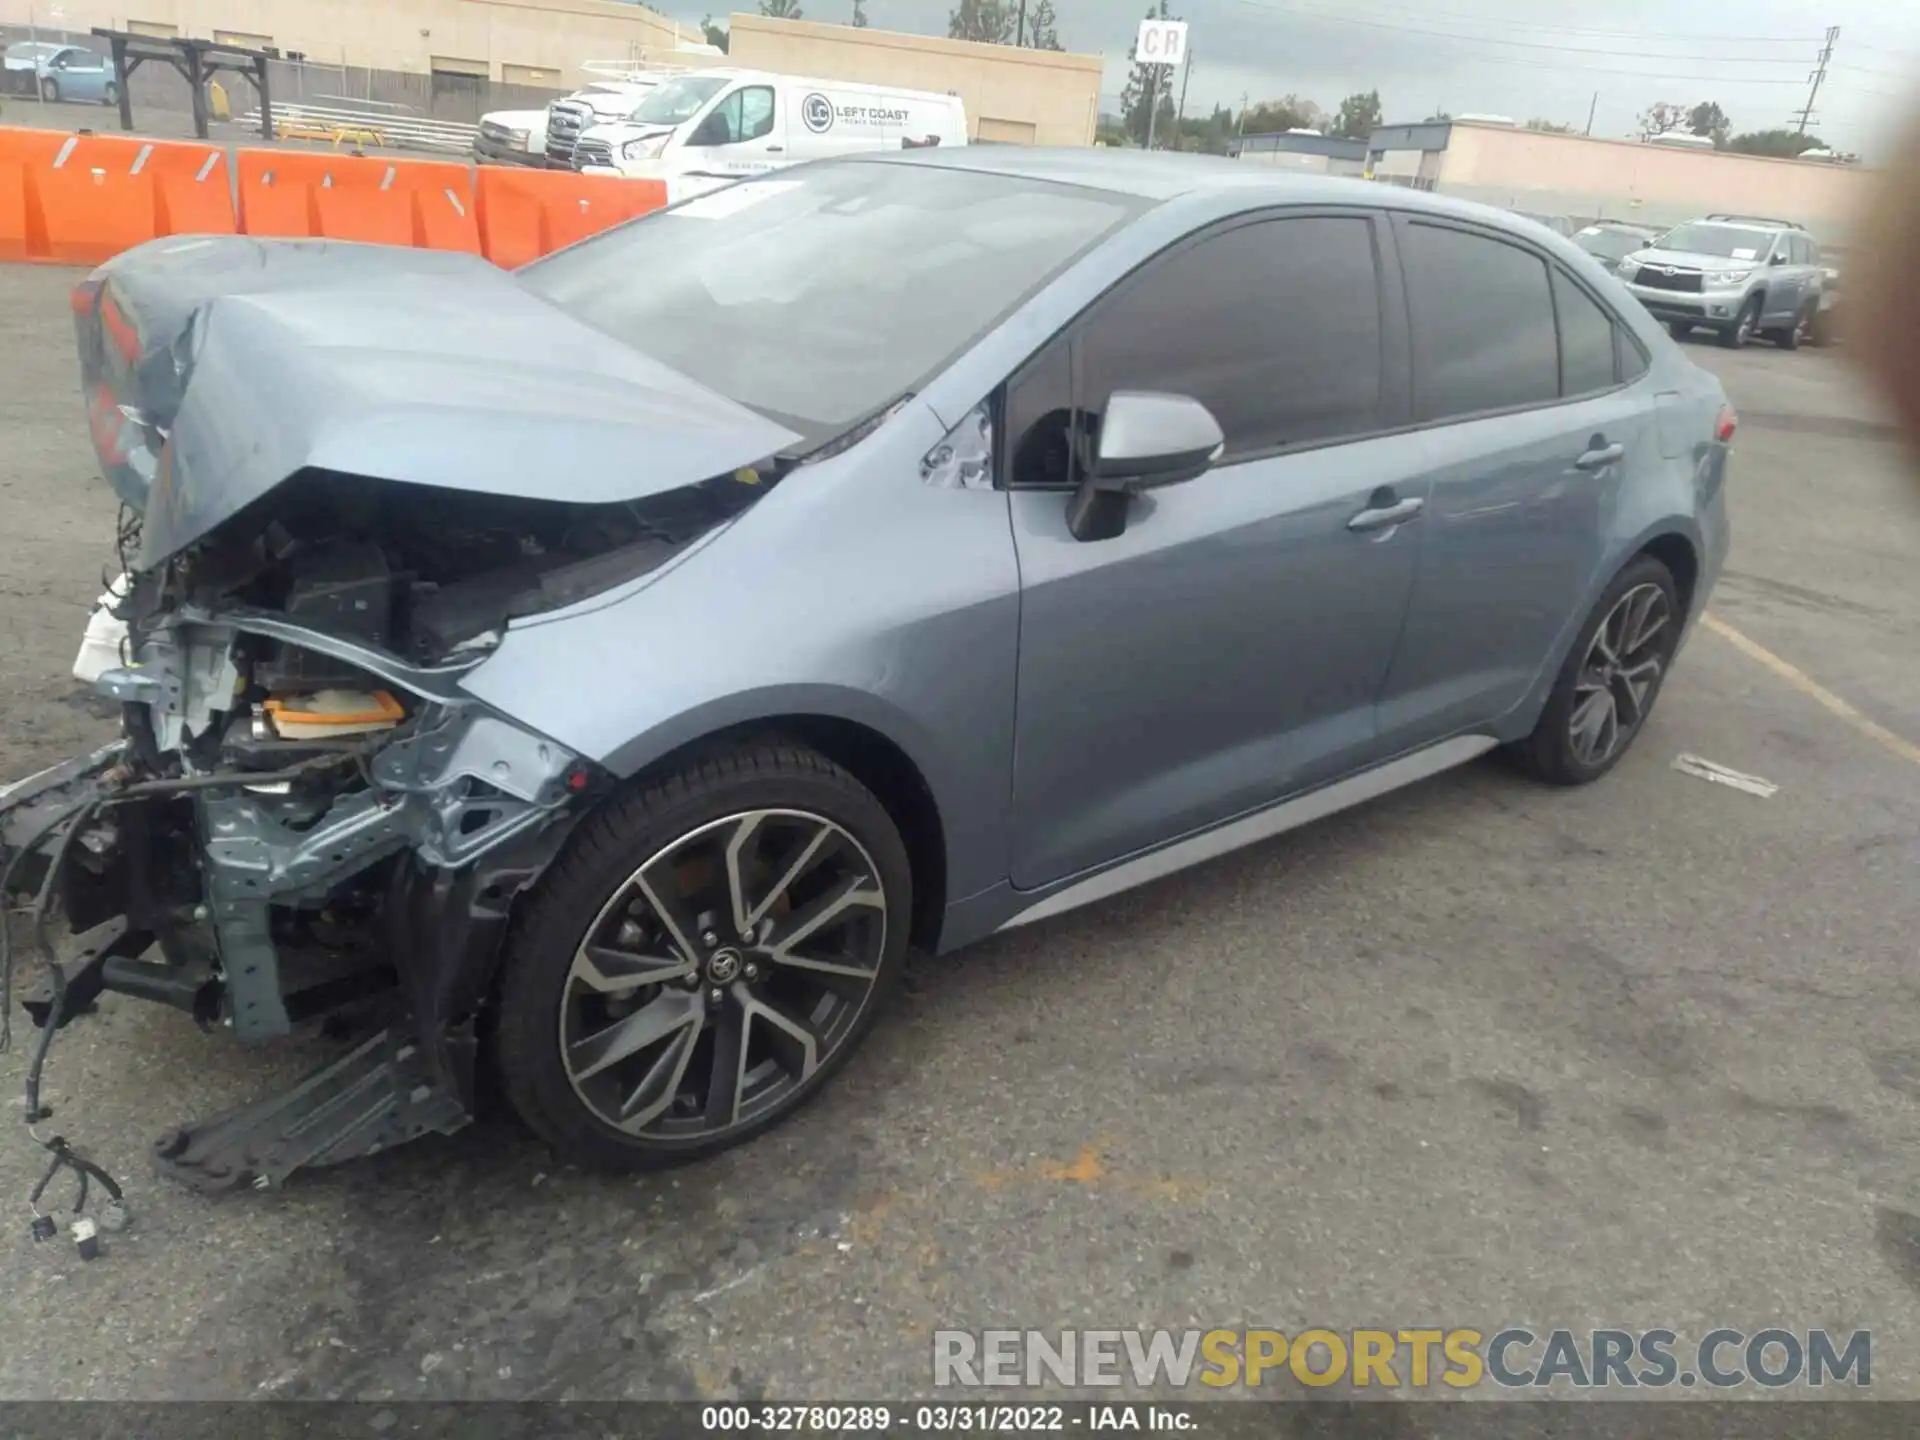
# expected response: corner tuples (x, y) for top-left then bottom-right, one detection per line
(689, 114), (731, 147)
(1769, 252), (1787, 266)
(1065, 390), (1224, 543)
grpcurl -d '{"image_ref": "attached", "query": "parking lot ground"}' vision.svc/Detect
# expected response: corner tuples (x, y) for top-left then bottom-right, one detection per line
(1, 263), (1918, 1401)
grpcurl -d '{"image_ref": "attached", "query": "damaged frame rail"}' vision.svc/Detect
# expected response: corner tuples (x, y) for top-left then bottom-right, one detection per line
(0, 609), (600, 1195)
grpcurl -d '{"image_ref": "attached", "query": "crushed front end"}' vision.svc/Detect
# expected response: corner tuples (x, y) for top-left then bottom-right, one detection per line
(4, 576), (601, 1194)
(4, 236), (794, 1200)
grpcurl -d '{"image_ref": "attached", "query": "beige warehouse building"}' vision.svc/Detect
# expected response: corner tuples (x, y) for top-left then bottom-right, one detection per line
(0, 0), (1100, 143)
(1369, 119), (1872, 238)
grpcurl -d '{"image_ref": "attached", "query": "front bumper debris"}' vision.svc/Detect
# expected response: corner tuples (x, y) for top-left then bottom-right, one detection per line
(152, 1027), (469, 1193)
(1, 607), (594, 1197)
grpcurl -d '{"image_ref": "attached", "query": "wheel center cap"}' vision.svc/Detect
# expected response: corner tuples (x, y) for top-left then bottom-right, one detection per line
(706, 948), (743, 984)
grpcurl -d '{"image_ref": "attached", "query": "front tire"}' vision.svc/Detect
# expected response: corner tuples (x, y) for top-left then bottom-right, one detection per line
(492, 741), (912, 1171)
(1719, 296), (1761, 348)
(1667, 320), (1693, 341)
(1508, 555), (1681, 786)
(39, 78), (58, 103)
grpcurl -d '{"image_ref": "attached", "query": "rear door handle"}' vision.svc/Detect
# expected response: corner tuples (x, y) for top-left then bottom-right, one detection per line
(1347, 496), (1424, 533)
(1575, 442), (1626, 470)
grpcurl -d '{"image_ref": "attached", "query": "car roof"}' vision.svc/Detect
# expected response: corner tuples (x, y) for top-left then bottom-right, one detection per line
(851, 145), (1548, 229)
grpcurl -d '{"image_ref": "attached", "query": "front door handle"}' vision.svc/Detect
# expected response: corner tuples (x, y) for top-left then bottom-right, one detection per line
(1575, 441), (1626, 470)
(766, 144), (784, 152)
(1347, 496), (1424, 533)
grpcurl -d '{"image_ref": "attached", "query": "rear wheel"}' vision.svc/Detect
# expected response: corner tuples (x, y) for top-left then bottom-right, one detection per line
(1773, 302), (1814, 351)
(102, 81), (118, 107)
(492, 741), (912, 1170)
(1509, 555), (1681, 786)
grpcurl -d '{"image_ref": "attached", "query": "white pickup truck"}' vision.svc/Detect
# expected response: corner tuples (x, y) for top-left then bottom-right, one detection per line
(475, 78), (658, 168)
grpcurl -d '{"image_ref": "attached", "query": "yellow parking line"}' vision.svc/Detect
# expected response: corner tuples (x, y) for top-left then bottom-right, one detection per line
(1700, 610), (1920, 769)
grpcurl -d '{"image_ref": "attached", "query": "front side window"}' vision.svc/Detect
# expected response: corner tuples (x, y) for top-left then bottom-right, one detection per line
(703, 85), (775, 144)
(1075, 215), (1386, 460)
(627, 75), (728, 127)
(522, 161), (1141, 444)
(1402, 222), (1558, 421)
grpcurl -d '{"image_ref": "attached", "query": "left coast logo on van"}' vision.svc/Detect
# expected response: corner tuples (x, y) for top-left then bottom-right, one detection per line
(802, 93), (835, 132)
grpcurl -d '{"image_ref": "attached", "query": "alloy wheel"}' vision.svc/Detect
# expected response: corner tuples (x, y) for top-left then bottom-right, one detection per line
(1568, 583), (1672, 768)
(1734, 305), (1755, 345)
(557, 809), (889, 1140)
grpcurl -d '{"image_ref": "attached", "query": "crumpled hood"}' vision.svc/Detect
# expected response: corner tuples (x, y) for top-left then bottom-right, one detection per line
(73, 236), (800, 568)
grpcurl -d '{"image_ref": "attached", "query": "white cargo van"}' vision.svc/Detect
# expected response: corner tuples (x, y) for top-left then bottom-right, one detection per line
(575, 68), (967, 182)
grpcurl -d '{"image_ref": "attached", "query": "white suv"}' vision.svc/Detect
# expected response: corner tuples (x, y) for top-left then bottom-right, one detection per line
(1617, 214), (1826, 350)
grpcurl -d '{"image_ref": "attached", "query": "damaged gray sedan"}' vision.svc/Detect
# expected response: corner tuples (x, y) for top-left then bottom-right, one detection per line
(5, 150), (1731, 1195)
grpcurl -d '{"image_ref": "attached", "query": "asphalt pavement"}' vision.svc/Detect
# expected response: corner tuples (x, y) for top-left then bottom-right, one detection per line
(0, 263), (1917, 1402)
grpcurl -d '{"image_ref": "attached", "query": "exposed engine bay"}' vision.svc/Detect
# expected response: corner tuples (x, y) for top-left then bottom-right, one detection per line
(2, 482), (753, 1210)
(1, 234), (810, 1228)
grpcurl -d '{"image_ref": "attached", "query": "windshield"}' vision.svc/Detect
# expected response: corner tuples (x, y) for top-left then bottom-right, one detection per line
(628, 75), (728, 126)
(1574, 227), (1651, 262)
(5, 42), (62, 62)
(521, 162), (1142, 443)
(1655, 223), (1774, 260)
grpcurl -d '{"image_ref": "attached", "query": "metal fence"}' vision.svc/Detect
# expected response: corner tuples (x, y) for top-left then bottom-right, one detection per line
(3, 25), (568, 127)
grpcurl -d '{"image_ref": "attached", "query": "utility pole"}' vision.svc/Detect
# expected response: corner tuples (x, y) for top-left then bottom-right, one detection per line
(1584, 91), (1598, 136)
(1144, 64), (1160, 149)
(1795, 25), (1839, 136)
(1172, 50), (1192, 152)
(1014, 0), (1026, 48)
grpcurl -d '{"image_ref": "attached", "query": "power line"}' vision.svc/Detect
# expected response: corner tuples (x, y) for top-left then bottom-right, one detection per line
(1228, 0), (1826, 48)
(1220, 0), (1893, 97)
(1223, 0), (1826, 65)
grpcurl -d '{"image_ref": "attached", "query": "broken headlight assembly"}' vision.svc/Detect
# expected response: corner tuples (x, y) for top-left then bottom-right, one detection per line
(0, 544), (612, 1233)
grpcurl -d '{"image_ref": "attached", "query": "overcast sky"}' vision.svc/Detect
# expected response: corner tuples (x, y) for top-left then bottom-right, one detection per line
(684, 0), (1918, 155)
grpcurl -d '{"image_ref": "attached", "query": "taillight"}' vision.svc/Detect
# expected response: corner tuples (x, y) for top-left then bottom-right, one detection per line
(1714, 405), (1737, 444)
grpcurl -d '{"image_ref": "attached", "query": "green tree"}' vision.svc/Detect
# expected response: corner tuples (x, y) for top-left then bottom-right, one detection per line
(1726, 127), (1827, 158)
(759, 0), (803, 17)
(1327, 88), (1382, 140)
(1239, 94), (1320, 135)
(1021, 0), (1063, 49)
(1525, 118), (1576, 134)
(700, 13), (731, 49)
(949, 0), (1015, 42)
(1636, 101), (1687, 140)
(1688, 100), (1730, 147)
(1117, 2), (1179, 147)
(852, 0), (869, 23)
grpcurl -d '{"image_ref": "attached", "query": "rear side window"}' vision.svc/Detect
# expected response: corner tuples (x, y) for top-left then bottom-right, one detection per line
(1552, 269), (1617, 397)
(1401, 222), (1558, 421)
(1074, 214), (1385, 458)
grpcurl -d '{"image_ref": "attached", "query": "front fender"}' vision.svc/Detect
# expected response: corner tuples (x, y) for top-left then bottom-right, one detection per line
(457, 405), (1023, 907)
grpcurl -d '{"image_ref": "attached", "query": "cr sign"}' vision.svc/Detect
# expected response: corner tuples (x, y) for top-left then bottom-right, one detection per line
(1136, 18), (1189, 66)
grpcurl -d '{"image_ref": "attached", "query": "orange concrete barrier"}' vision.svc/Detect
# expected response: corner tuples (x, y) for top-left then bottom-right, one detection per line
(237, 151), (481, 252)
(474, 166), (669, 269)
(0, 128), (233, 265)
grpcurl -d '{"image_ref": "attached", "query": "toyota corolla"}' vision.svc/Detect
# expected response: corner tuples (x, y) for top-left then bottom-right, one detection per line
(3, 150), (1731, 1197)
